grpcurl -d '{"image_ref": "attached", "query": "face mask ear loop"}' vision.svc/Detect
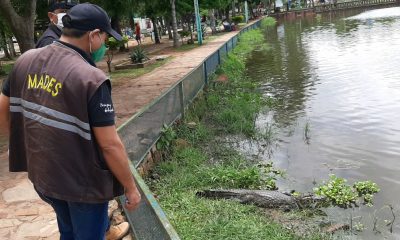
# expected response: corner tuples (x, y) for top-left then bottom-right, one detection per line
(89, 32), (93, 54)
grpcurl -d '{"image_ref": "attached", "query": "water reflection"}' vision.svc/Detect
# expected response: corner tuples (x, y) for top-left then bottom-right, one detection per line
(242, 6), (400, 239)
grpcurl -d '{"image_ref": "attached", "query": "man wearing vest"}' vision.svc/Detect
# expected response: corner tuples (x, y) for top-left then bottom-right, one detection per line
(36, 0), (77, 48)
(0, 3), (141, 239)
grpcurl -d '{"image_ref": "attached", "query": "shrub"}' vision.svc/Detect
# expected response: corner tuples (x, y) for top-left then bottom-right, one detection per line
(130, 47), (149, 63)
(232, 15), (244, 25)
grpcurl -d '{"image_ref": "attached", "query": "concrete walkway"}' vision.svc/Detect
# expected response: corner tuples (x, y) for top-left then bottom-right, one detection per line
(0, 22), (252, 239)
(112, 32), (238, 126)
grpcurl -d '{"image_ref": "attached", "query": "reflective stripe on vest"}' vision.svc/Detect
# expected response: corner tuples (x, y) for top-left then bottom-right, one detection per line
(10, 97), (91, 141)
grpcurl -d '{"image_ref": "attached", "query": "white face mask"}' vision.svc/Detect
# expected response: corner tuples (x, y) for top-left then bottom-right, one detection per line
(55, 13), (66, 30)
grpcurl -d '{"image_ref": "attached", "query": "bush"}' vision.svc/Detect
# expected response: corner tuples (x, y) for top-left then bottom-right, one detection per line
(178, 30), (190, 38)
(130, 47), (148, 63)
(232, 15), (244, 25)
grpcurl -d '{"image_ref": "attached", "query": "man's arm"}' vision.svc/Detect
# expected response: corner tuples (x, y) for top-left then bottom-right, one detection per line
(92, 126), (141, 211)
(0, 93), (10, 138)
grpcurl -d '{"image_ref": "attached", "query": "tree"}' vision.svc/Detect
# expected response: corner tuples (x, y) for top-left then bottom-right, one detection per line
(106, 36), (128, 73)
(0, 0), (37, 53)
(170, 0), (180, 47)
(0, 15), (13, 59)
(84, 0), (138, 51)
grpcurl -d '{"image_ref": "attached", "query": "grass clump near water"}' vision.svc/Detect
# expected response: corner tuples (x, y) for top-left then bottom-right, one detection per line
(207, 28), (271, 137)
(146, 21), (317, 239)
(261, 17), (277, 29)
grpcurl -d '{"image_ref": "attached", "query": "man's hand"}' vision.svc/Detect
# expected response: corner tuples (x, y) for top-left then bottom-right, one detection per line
(93, 125), (141, 212)
(0, 93), (10, 137)
(125, 186), (141, 211)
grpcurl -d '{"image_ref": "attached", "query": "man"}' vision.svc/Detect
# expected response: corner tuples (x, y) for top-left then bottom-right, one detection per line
(36, 0), (77, 48)
(0, 3), (141, 239)
(135, 22), (142, 45)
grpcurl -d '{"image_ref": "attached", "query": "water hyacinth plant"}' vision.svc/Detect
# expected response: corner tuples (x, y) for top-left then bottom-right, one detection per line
(314, 174), (380, 208)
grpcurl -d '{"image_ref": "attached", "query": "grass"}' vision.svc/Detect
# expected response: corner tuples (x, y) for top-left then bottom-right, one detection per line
(147, 18), (334, 239)
(175, 33), (227, 52)
(206, 29), (271, 137)
(0, 62), (14, 76)
(261, 17), (277, 29)
(109, 57), (172, 86)
(149, 145), (297, 240)
(175, 43), (198, 52)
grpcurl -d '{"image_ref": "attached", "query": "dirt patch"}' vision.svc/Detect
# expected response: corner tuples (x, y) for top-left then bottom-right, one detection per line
(264, 208), (349, 238)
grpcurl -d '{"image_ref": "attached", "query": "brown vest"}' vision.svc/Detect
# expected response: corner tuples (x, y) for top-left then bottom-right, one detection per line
(9, 42), (123, 203)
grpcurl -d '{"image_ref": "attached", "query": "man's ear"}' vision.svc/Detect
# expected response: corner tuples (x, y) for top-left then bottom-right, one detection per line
(48, 12), (56, 24)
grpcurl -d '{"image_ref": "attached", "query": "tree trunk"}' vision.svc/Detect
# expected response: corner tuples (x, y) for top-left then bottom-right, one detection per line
(225, 7), (231, 22)
(167, 20), (173, 40)
(158, 18), (165, 37)
(0, 0), (36, 53)
(170, 0), (181, 48)
(129, 13), (135, 31)
(232, 1), (236, 17)
(8, 36), (16, 57)
(249, 2), (256, 19)
(0, 30), (11, 59)
(188, 20), (193, 43)
(209, 9), (216, 34)
(151, 17), (161, 44)
(111, 15), (126, 52)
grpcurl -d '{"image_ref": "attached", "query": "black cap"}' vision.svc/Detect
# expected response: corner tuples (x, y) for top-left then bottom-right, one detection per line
(48, 0), (77, 12)
(62, 3), (122, 41)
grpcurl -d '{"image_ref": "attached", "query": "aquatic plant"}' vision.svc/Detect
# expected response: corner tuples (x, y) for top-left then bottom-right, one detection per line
(314, 174), (380, 209)
(304, 121), (311, 144)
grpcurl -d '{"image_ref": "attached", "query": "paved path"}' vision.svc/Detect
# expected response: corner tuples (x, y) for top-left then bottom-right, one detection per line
(112, 32), (238, 126)
(0, 21), (253, 239)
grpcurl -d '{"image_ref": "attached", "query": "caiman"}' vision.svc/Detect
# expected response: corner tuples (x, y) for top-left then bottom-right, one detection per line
(196, 189), (325, 210)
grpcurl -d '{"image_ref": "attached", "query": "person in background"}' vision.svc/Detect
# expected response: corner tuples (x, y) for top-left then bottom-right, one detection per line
(135, 22), (142, 45)
(36, 0), (77, 48)
(0, 3), (141, 239)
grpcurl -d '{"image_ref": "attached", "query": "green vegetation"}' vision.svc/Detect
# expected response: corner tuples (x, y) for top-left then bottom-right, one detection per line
(149, 135), (297, 240)
(232, 15), (244, 25)
(261, 17), (277, 29)
(314, 175), (380, 208)
(130, 47), (149, 63)
(174, 34), (224, 52)
(156, 124), (177, 152)
(304, 121), (311, 144)
(110, 57), (172, 86)
(207, 29), (270, 137)
(106, 36), (129, 73)
(207, 161), (284, 190)
(0, 62), (13, 76)
(147, 20), (327, 239)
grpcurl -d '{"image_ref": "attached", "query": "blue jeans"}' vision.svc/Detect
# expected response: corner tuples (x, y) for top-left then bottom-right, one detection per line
(36, 188), (109, 240)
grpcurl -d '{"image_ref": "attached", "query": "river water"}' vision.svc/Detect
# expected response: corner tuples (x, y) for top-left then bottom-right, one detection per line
(241, 7), (400, 239)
